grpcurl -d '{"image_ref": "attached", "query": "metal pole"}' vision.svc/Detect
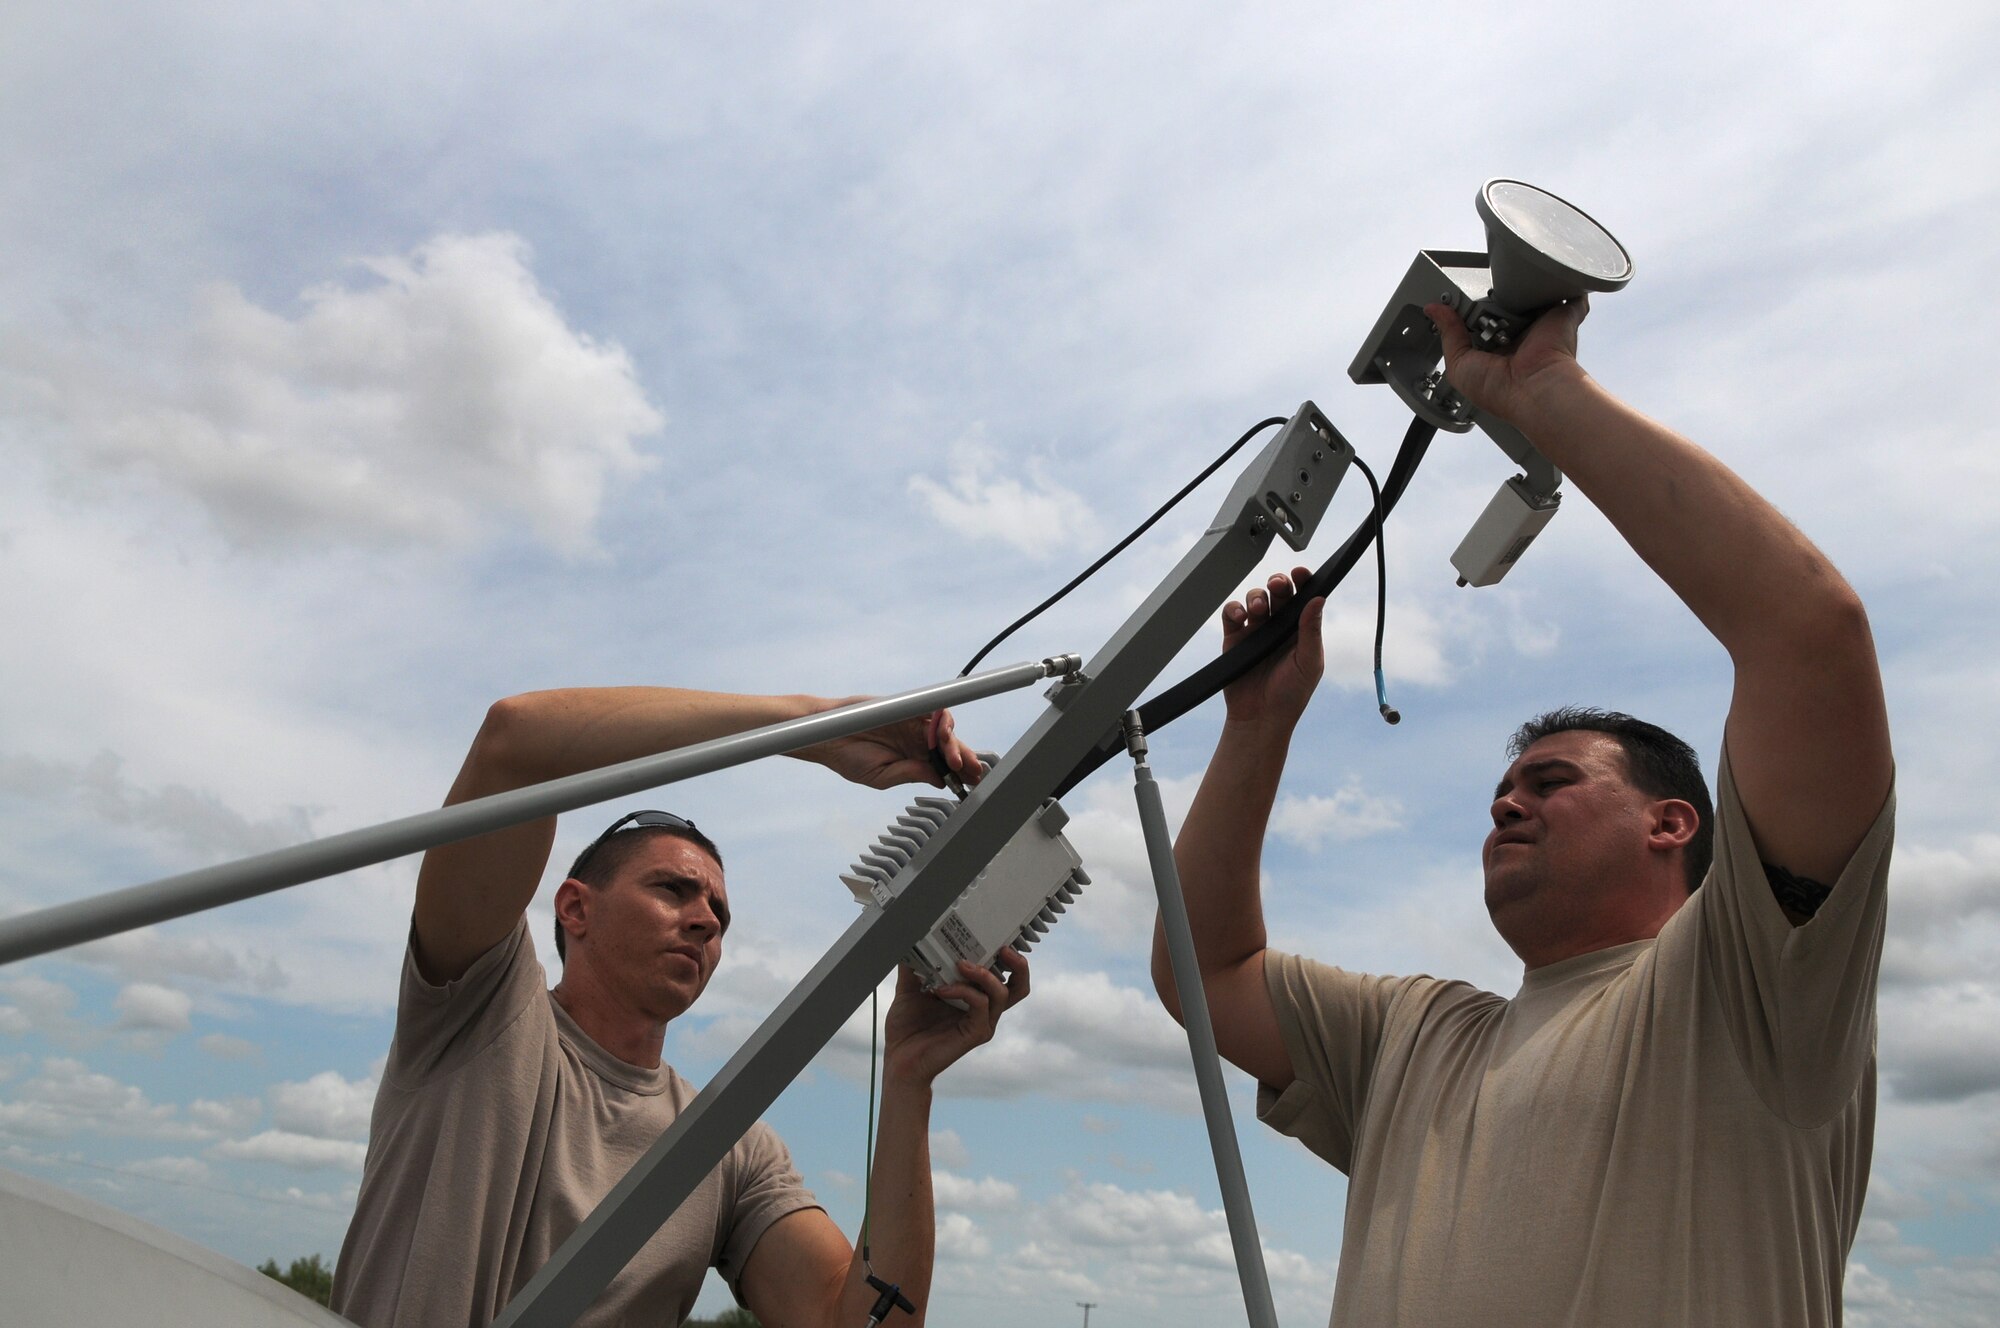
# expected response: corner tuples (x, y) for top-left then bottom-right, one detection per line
(491, 402), (1348, 1328)
(1077, 1301), (1097, 1328)
(0, 657), (1074, 968)
(1123, 712), (1280, 1328)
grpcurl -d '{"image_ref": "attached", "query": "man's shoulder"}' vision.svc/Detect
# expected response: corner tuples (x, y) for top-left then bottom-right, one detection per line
(1267, 948), (1503, 1039)
(387, 918), (551, 1086)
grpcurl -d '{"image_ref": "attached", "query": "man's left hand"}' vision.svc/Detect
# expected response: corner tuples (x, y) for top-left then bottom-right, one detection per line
(1428, 295), (1589, 426)
(881, 949), (1028, 1087)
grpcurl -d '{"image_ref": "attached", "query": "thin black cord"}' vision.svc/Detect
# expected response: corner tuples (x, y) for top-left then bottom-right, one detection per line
(1052, 414), (1438, 796)
(958, 417), (1289, 677)
(861, 984), (878, 1269)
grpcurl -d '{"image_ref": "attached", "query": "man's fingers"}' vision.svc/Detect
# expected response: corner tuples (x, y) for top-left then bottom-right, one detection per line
(995, 947), (1030, 1007)
(1296, 596), (1328, 675)
(1425, 302), (1472, 364)
(1221, 598), (1249, 647)
(1266, 573), (1295, 614)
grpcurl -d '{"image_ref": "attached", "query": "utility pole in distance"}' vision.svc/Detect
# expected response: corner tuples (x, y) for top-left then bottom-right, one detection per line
(1077, 1301), (1098, 1328)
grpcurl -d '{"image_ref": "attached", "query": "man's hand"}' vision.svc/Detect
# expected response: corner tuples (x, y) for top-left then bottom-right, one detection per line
(1221, 567), (1325, 731)
(793, 704), (983, 791)
(1427, 296), (1590, 427)
(881, 949), (1028, 1087)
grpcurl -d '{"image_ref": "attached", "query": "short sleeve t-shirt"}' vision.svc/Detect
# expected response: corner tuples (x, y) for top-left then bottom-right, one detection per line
(1259, 753), (1895, 1328)
(331, 920), (819, 1328)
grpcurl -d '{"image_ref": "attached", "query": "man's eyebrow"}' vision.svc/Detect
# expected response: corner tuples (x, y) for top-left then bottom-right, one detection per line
(1493, 757), (1584, 800)
(639, 870), (731, 929)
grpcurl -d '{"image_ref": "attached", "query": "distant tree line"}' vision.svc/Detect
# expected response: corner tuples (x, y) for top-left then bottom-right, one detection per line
(257, 1253), (333, 1306)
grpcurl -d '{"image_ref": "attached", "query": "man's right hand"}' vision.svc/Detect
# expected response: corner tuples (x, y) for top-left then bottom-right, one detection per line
(790, 703), (982, 791)
(1221, 566), (1326, 730)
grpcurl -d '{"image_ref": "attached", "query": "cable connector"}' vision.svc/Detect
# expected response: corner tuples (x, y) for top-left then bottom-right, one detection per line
(1374, 669), (1400, 726)
(864, 1273), (917, 1327)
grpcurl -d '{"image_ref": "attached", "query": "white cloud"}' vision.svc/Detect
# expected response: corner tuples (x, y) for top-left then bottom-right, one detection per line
(189, 1096), (263, 1134)
(1880, 983), (2000, 1105)
(113, 982), (194, 1035)
(1057, 773), (1203, 948)
(931, 970), (1201, 1109)
(0, 1057), (202, 1141)
(933, 1170), (1020, 1212)
(124, 1154), (212, 1185)
(211, 1128), (368, 1172)
(1001, 1179), (1332, 1309)
(1854, 1216), (1933, 1267)
(1848, 1248), (2000, 1328)
(1268, 779), (1403, 850)
(909, 447), (1099, 556)
(268, 1069), (377, 1141)
(929, 1127), (971, 1171)
(936, 1211), (992, 1261)
(198, 1032), (261, 1061)
(70, 927), (287, 993)
(0, 976), (81, 1040)
(16, 232), (661, 557)
(0, 749), (316, 863)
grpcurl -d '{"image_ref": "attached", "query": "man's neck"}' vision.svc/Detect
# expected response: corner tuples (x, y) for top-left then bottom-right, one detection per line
(551, 977), (669, 1069)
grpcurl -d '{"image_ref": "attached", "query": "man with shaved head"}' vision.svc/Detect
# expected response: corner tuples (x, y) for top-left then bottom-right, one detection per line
(1160, 297), (1893, 1327)
(334, 687), (1025, 1327)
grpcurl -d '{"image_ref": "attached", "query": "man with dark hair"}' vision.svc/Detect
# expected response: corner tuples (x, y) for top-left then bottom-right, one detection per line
(333, 686), (1024, 1327)
(1505, 706), (1715, 894)
(1158, 297), (1893, 1326)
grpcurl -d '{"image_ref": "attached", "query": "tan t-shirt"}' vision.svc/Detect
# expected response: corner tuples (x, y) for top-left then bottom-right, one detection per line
(1260, 753), (1895, 1328)
(331, 920), (819, 1328)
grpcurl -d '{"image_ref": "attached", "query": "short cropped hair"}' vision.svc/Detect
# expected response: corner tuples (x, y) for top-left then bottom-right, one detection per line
(1508, 707), (1714, 893)
(554, 823), (726, 963)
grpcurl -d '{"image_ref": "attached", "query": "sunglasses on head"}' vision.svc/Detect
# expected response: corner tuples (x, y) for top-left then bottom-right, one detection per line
(568, 809), (701, 879)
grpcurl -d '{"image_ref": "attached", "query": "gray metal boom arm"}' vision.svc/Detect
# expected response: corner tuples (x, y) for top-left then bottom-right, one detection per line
(0, 660), (1065, 968)
(494, 401), (1353, 1328)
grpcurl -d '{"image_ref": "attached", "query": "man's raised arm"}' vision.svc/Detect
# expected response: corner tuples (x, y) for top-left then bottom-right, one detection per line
(1432, 300), (1892, 898)
(414, 687), (980, 981)
(1153, 567), (1327, 1091)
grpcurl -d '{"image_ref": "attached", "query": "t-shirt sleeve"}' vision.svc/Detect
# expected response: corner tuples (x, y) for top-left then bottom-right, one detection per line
(383, 916), (548, 1086)
(1683, 747), (1896, 1127)
(1256, 949), (1413, 1174)
(716, 1121), (822, 1300)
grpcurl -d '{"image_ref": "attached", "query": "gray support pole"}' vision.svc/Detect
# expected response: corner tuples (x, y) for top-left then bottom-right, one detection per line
(0, 658), (1071, 968)
(1124, 713), (1280, 1328)
(493, 401), (1348, 1328)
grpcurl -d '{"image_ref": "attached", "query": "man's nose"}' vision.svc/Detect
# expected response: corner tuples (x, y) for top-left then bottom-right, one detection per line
(1490, 796), (1526, 828)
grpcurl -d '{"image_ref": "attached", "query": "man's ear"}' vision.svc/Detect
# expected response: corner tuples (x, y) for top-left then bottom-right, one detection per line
(553, 877), (589, 949)
(1647, 799), (1701, 853)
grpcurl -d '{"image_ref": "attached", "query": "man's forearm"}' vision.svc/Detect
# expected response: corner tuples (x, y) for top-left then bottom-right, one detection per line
(1509, 368), (1862, 660)
(1503, 363), (1891, 883)
(834, 1075), (936, 1327)
(463, 687), (830, 796)
(1155, 715), (1292, 999)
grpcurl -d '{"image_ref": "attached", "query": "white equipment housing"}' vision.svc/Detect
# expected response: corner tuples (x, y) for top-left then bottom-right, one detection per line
(844, 794), (1087, 994)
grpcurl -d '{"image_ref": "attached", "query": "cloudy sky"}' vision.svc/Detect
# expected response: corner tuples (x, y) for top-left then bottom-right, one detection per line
(3, 2), (1998, 1324)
